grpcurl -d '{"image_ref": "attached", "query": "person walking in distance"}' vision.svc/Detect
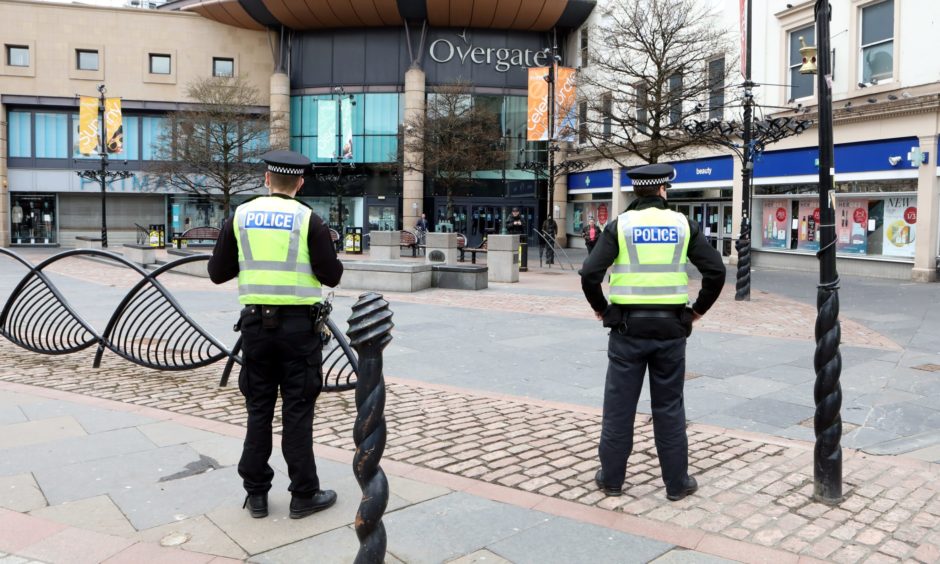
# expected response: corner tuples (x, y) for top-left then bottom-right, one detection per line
(208, 150), (343, 519)
(579, 163), (725, 501)
(581, 216), (601, 254)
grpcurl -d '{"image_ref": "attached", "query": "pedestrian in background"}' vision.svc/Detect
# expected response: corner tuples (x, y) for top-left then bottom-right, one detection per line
(579, 163), (725, 501)
(208, 150), (343, 520)
(581, 216), (600, 254)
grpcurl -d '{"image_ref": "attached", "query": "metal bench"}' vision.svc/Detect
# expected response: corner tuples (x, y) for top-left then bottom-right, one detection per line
(173, 226), (221, 249)
(400, 230), (419, 257)
(459, 238), (488, 263)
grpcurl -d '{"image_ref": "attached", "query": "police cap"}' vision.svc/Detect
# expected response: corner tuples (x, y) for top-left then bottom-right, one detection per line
(261, 150), (310, 176)
(626, 163), (677, 187)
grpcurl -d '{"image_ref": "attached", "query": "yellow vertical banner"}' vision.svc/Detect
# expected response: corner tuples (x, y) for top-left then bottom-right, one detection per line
(105, 98), (123, 154)
(78, 96), (98, 155)
(526, 67), (549, 141)
(553, 66), (577, 142)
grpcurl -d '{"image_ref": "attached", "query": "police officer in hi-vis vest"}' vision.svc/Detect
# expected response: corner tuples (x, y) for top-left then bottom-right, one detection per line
(208, 150), (343, 519)
(580, 163), (725, 501)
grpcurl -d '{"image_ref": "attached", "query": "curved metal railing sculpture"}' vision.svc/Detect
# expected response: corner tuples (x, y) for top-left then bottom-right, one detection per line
(0, 248), (357, 392)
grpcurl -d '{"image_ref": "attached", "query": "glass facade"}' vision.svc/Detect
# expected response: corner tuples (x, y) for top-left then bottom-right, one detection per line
(754, 179), (917, 259)
(290, 93), (401, 164)
(34, 113), (68, 158)
(8, 111), (31, 157)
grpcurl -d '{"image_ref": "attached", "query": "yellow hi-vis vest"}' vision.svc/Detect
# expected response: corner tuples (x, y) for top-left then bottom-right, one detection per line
(234, 196), (322, 305)
(610, 207), (691, 305)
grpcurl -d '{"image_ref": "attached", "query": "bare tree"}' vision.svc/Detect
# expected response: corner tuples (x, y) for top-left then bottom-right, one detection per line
(147, 76), (282, 220)
(578, 0), (737, 165)
(401, 82), (504, 221)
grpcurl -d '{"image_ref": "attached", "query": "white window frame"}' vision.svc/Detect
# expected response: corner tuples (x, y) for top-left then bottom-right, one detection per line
(787, 24), (816, 102)
(858, 0), (894, 85)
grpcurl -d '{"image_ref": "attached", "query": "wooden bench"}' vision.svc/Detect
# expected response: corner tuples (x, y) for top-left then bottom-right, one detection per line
(400, 230), (419, 257)
(460, 238), (488, 264)
(174, 226), (221, 249)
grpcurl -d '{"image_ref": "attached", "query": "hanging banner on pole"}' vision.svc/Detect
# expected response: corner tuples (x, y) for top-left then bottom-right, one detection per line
(554, 66), (577, 142)
(340, 97), (354, 160)
(739, 0), (747, 76)
(527, 67), (549, 141)
(104, 98), (123, 154)
(78, 96), (99, 156)
(317, 99), (337, 159)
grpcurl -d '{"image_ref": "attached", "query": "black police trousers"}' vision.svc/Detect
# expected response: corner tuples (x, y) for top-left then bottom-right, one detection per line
(237, 306), (323, 497)
(599, 331), (689, 494)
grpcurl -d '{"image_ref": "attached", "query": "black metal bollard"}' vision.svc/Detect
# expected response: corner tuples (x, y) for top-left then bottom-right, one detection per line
(346, 292), (393, 564)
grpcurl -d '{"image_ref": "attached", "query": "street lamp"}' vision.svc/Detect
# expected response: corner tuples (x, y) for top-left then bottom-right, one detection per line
(75, 84), (133, 248)
(808, 0), (843, 505)
(684, 115), (811, 300)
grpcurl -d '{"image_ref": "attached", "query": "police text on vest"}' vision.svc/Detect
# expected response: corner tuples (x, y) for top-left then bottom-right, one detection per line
(244, 211), (294, 230)
(632, 226), (679, 244)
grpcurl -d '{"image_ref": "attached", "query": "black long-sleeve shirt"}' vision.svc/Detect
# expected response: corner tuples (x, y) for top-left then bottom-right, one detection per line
(580, 196), (726, 316)
(207, 193), (344, 288)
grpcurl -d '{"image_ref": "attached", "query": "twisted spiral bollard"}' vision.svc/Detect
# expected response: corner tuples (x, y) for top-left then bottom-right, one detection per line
(813, 279), (843, 502)
(734, 221), (751, 302)
(346, 293), (393, 564)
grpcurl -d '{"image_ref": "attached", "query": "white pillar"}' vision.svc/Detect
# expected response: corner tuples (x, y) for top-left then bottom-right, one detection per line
(610, 166), (627, 219)
(912, 134), (939, 282)
(403, 67), (426, 228)
(553, 163), (568, 247)
(0, 104), (8, 247)
(269, 72), (290, 150)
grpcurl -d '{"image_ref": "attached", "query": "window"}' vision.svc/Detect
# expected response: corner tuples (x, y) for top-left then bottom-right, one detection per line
(708, 58), (725, 120)
(601, 92), (612, 139)
(578, 101), (588, 144)
(668, 73), (683, 125)
(6, 45), (29, 67)
(212, 57), (234, 77)
(8, 111), (32, 158)
(76, 49), (98, 71)
(860, 0), (894, 83)
(34, 113), (68, 159)
(580, 27), (589, 67)
(635, 84), (648, 134)
(149, 54), (171, 75)
(788, 25), (815, 100)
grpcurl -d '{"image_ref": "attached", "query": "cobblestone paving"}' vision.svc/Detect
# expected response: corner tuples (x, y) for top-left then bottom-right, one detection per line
(1, 341), (936, 563)
(12, 253), (899, 350)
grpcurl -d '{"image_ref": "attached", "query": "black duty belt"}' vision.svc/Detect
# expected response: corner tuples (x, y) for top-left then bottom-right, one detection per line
(242, 305), (312, 317)
(625, 309), (681, 319)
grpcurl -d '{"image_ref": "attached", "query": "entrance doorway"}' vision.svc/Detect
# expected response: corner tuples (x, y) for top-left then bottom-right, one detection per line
(433, 200), (537, 247)
(671, 201), (733, 257)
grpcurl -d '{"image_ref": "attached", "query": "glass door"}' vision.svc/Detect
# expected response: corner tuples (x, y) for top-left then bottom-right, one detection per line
(435, 204), (468, 235)
(705, 204), (720, 251)
(722, 204), (733, 256)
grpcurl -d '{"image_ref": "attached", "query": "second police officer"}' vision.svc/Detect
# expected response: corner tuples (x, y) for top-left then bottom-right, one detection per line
(208, 150), (343, 520)
(579, 163), (726, 501)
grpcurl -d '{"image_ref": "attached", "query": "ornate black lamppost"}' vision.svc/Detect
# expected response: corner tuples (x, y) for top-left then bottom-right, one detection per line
(75, 84), (133, 248)
(519, 150), (586, 268)
(810, 0), (843, 505)
(684, 115), (810, 300)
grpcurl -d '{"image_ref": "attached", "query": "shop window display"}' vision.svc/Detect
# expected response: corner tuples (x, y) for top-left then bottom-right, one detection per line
(11, 194), (57, 245)
(756, 182), (916, 259)
(568, 201), (611, 235)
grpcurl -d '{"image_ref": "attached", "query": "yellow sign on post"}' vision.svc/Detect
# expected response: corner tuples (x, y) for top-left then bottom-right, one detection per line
(78, 96), (98, 155)
(105, 98), (123, 153)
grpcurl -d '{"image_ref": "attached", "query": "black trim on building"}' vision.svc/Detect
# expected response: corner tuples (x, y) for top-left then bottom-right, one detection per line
(396, 0), (427, 21)
(238, 0), (279, 28)
(557, 0), (596, 29)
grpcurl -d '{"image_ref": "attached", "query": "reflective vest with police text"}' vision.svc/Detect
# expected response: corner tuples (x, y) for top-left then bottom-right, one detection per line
(234, 196), (322, 305)
(609, 207), (690, 305)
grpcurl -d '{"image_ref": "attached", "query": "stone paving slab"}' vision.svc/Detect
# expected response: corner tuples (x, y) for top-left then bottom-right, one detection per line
(29, 495), (136, 537)
(0, 428), (157, 477)
(0, 474), (46, 513)
(0, 416), (86, 449)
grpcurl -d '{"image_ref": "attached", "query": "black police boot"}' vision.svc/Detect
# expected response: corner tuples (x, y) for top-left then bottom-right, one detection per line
(594, 469), (623, 497)
(666, 476), (699, 502)
(242, 493), (268, 518)
(289, 489), (337, 519)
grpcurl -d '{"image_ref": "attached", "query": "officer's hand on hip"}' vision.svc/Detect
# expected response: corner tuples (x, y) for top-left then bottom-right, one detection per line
(594, 311), (603, 321)
(691, 310), (702, 323)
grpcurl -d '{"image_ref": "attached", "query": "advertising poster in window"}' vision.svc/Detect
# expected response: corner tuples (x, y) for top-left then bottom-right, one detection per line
(882, 197), (916, 258)
(761, 199), (789, 249)
(836, 200), (868, 254)
(796, 201), (819, 251)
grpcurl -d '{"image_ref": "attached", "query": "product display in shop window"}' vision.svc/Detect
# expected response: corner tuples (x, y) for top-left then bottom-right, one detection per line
(835, 200), (868, 255)
(761, 200), (789, 249)
(882, 197), (916, 258)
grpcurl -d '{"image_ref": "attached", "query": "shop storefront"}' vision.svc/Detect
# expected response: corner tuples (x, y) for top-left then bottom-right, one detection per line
(752, 138), (921, 262)
(9, 193), (57, 246)
(566, 169), (613, 246)
(622, 156), (735, 256)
